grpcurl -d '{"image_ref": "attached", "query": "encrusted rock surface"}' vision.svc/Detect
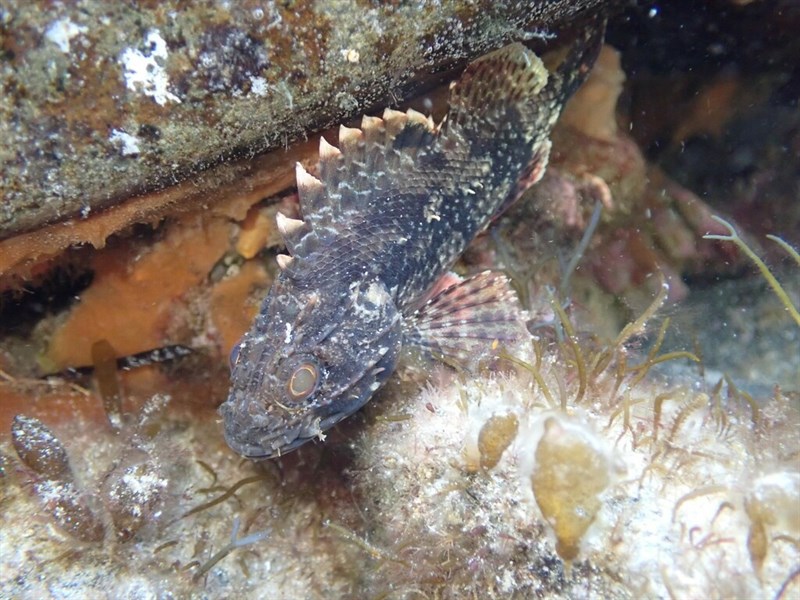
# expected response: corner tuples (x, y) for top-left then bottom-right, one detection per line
(0, 0), (609, 239)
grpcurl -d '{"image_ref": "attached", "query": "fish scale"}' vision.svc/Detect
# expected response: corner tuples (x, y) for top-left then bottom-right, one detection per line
(220, 24), (604, 459)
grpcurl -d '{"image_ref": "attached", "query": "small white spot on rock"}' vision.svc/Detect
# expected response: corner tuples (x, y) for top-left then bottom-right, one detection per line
(45, 18), (87, 54)
(343, 48), (360, 64)
(249, 76), (269, 98)
(109, 129), (141, 157)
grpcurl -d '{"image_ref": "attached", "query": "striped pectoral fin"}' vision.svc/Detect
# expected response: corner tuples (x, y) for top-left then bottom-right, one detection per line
(402, 270), (529, 369)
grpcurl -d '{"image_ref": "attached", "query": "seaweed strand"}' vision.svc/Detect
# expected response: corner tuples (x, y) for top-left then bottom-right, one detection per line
(704, 216), (800, 326)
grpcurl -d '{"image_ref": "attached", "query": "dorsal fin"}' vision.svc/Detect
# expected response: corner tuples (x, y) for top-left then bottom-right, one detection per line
(360, 115), (384, 145)
(317, 135), (343, 191)
(392, 110), (437, 156)
(382, 108), (407, 136)
(338, 125), (363, 153)
(295, 163), (325, 214)
(284, 107), (441, 260)
(284, 35), (604, 263)
(275, 211), (311, 256)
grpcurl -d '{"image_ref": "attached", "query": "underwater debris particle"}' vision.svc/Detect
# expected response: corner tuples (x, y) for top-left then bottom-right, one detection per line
(477, 412), (519, 470)
(11, 415), (73, 481)
(530, 416), (611, 562)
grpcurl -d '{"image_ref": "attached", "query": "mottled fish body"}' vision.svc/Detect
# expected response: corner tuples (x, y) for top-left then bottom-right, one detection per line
(221, 31), (602, 458)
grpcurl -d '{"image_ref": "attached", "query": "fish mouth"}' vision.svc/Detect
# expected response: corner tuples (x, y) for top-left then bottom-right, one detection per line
(221, 410), (350, 459)
(239, 436), (304, 459)
(222, 422), (303, 459)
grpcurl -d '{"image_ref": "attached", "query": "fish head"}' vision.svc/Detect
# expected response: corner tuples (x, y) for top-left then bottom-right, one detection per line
(220, 275), (402, 459)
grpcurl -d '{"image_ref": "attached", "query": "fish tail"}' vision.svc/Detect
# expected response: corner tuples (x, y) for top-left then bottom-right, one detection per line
(541, 17), (606, 109)
(444, 43), (549, 141)
(444, 20), (606, 145)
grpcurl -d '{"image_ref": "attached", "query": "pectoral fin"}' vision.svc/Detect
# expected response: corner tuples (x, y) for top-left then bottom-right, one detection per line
(402, 271), (528, 369)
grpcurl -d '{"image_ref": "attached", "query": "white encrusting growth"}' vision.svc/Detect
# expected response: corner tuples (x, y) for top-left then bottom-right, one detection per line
(119, 30), (181, 106)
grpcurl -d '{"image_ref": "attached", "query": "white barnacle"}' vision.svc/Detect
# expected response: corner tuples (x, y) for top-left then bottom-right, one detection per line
(284, 323), (293, 344)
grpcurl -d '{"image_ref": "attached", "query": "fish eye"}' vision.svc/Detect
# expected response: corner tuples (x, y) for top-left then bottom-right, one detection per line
(287, 362), (319, 401)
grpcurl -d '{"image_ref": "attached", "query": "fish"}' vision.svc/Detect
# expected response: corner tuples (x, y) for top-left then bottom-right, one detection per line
(220, 27), (603, 459)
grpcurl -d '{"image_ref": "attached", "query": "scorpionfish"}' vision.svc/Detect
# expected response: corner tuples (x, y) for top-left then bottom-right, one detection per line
(221, 30), (602, 458)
